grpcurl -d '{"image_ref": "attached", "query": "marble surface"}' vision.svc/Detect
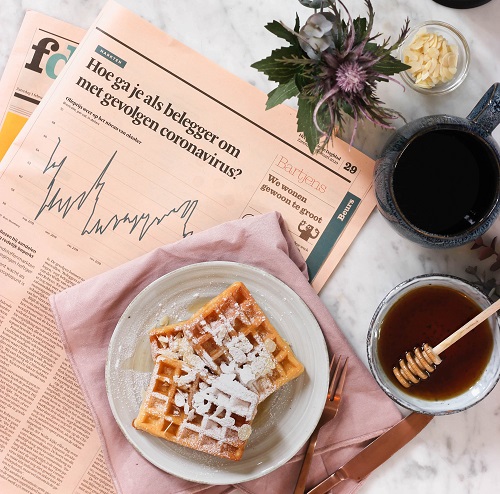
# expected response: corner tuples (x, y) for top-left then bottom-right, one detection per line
(2, 0), (500, 493)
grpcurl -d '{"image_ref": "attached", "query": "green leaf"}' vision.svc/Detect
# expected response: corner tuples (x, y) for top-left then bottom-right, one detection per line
(340, 100), (354, 119)
(364, 41), (377, 53)
(264, 17), (300, 46)
(251, 46), (305, 83)
(374, 54), (410, 76)
(294, 69), (315, 92)
(297, 96), (321, 153)
(266, 79), (300, 110)
(331, 18), (347, 51)
(316, 103), (335, 144)
(294, 13), (301, 33)
(352, 17), (368, 44)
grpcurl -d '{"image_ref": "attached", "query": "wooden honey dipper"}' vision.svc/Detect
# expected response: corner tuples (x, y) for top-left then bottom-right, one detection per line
(393, 297), (500, 388)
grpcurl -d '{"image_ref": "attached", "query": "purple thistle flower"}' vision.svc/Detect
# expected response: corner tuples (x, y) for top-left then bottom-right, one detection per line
(252, 0), (410, 153)
(304, 0), (410, 149)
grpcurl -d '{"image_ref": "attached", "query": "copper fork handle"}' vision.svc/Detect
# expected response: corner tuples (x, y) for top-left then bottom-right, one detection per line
(293, 427), (321, 494)
(293, 355), (348, 494)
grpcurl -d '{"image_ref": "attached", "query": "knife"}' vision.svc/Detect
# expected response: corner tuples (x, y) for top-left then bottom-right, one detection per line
(307, 412), (433, 494)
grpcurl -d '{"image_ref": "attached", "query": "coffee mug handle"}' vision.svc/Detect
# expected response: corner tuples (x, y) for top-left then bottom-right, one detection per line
(467, 82), (500, 134)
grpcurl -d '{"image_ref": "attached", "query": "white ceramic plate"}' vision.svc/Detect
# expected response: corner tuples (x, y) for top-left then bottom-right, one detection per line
(105, 261), (329, 485)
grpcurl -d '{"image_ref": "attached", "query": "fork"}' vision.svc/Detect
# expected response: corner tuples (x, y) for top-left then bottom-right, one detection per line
(293, 354), (348, 494)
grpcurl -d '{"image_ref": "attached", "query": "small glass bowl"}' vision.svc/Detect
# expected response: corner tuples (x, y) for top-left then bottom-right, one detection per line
(399, 21), (470, 95)
(367, 274), (500, 415)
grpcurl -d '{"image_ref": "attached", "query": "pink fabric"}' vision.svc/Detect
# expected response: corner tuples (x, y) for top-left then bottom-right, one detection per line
(50, 212), (402, 494)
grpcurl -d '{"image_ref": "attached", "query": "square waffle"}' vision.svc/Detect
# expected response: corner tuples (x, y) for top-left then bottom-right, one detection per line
(133, 281), (304, 460)
(149, 282), (304, 401)
(132, 356), (258, 460)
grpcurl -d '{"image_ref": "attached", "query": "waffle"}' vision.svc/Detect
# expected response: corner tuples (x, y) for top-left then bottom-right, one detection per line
(134, 281), (304, 461)
(132, 355), (258, 460)
(149, 282), (305, 401)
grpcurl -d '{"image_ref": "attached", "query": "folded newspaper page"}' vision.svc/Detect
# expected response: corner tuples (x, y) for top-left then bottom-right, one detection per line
(0, 6), (376, 290)
(0, 2), (376, 493)
(0, 11), (85, 160)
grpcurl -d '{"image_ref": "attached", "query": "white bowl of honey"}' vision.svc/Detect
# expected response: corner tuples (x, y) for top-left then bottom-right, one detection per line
(367, 274), (500, 415)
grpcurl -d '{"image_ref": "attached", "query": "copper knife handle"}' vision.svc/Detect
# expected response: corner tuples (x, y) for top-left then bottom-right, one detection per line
(306, 412), (433, 494)
(308, 468), (348, 493)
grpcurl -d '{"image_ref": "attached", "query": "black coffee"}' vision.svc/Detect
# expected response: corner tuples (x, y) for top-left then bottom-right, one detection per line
(392, 129), (498, 235)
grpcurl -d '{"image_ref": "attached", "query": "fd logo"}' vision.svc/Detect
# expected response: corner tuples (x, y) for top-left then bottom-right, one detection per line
(25, 37), (77, 79)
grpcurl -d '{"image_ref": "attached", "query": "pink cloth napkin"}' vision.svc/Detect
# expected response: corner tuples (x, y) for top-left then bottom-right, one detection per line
(50, 212), (402, 494)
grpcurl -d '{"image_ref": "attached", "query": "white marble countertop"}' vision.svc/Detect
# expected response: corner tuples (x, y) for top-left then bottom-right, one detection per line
(2, 1), (500, 493)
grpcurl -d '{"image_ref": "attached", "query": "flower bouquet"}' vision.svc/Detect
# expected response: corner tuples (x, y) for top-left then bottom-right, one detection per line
(251, 0), (410, 153)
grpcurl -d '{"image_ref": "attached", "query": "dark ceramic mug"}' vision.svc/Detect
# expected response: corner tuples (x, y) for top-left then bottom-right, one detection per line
(374, 83), (500, 248)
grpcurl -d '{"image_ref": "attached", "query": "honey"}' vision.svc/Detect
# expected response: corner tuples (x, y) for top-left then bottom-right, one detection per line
(378, 284), (494, 400)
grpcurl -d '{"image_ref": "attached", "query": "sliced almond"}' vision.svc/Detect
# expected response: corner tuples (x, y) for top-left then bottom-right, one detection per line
(403, 28), (459, 89)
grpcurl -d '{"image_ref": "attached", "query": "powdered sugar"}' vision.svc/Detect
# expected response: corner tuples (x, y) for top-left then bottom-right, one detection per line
(227, 334), (254, 363)
(183, 371), (259, 444)
(134, 281), (304, 460)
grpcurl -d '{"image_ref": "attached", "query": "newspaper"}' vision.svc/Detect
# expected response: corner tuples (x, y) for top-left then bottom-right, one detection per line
(0, 11), (85, 160)
(0, 2), (376, 493)
(0, 8), (376, 290)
